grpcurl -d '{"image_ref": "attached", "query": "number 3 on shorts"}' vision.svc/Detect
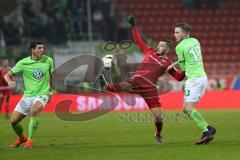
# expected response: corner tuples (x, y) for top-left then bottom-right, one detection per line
(185, 89), (190, 96)
(38, 95), (49, 104)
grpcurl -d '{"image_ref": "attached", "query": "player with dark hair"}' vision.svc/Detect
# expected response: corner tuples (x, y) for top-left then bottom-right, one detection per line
(0, 59), (12, 119)
(167, 23), (216, 145)
(4, 41), (54, 149)
(100, 16), (185, 144)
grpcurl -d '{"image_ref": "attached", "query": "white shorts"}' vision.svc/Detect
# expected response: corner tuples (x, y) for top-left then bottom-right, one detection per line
(184, 76), (208, 103)
(14, 95), (49, 115)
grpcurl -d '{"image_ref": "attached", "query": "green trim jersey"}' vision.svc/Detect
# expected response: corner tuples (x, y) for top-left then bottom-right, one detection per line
(176, 37), (206, 79)
(11, 55), (54, 97)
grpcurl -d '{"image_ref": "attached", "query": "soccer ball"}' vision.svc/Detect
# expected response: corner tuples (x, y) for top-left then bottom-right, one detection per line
(102, 55), (117, 69)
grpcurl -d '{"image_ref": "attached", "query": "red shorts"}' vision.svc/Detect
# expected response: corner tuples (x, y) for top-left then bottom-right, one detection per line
(0, 89), (12, 96)
(107, 81), (161, 109)
(131, 85), (161, 109)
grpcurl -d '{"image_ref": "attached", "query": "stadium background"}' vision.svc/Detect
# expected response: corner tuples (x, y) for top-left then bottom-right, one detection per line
(0, 0), (240, 111)
(1, 0), (240, 160)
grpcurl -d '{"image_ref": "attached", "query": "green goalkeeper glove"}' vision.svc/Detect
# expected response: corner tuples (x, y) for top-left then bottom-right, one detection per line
(127, 15), (135, 28)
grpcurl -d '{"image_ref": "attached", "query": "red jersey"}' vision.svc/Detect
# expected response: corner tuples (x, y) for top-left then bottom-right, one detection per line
(0, 67), (10, 86)
(131, 28), (185, 86)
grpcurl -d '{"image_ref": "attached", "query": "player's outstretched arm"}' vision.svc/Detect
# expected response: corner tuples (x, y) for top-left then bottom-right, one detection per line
(4, 71), (16, 88)
(128, 15), (149, 54)
(168, 67), (185, 81)
(166, 61), (178, 72)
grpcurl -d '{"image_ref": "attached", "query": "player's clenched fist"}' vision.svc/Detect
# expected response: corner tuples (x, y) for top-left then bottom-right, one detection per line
(127, 15), (135, 28)
(7, 80), (16, 88)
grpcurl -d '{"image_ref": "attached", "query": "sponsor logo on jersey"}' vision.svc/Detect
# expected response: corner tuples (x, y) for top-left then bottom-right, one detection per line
(33, 69), (44, 80)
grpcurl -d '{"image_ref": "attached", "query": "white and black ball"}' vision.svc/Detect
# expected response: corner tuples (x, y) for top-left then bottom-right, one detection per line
(101, 55), (117, 69)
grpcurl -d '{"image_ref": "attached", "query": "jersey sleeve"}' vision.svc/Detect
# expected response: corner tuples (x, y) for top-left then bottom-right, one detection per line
(131, 27), (149, 55)
(168, 67), (185, 81)
(176, 45), (184, 62)
(175, 46), (185, 70)
(11, 60), (23, 75)
(49, 58), (54, 73)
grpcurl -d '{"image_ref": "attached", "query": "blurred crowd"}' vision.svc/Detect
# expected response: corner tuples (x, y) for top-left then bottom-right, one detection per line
(181, 0), (225, 10)
(0, 0), (135, 67)
(0, 0), (131, 46)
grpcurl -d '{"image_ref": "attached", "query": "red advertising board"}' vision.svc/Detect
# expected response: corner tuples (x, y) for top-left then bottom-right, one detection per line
(1, 90), (240, 114)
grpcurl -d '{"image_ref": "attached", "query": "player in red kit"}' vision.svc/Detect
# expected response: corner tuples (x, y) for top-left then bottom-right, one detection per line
(99, 16), (185, 144)
(0, 59), (12, 119)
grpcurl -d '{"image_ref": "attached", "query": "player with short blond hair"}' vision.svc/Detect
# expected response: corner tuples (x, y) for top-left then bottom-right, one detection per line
(167, 23), (216, 145)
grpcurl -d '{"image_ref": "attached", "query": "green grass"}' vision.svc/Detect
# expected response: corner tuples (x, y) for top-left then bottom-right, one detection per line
(1, 110), (240, 160)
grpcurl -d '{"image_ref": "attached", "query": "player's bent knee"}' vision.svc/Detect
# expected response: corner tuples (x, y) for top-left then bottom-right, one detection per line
(155, 115), (163, 122)
(183, 106), (193, 114)
(30, 102), (43, 116)
(155, 110), (162, 117)
(182, 108), (187, 114)
(30, 109), (41, 116)
(183, 102), (195, 113)
(151, 107), (161, 112)
(182, 106), (188, 113)
(151, 107), (162, 119)
(11, 116), (19, 125)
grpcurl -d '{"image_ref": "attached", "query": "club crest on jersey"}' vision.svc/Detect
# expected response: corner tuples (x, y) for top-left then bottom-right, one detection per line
(33, 69), (43, 80)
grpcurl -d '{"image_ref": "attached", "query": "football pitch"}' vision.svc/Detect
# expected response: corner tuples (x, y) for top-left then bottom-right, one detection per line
(1, 110), (240, 160)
